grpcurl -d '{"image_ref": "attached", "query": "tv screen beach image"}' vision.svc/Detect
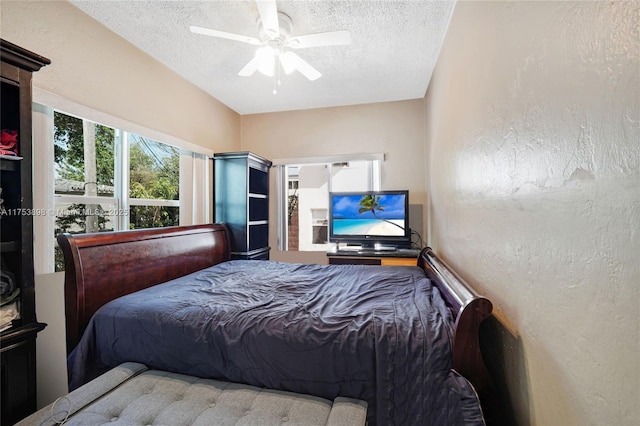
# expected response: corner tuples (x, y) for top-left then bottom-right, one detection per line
(331, 194), (406, 236)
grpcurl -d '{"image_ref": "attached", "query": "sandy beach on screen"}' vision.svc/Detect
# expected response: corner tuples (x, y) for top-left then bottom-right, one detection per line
(365, 220), (404, 235)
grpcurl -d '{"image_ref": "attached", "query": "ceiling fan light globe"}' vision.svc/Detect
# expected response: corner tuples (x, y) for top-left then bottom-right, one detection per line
(279, 52), (297, 74)
(258, 64), (275, 77)
(255, 46), (275, 76)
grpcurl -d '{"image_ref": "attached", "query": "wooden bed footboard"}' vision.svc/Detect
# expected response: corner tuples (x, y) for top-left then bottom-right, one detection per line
(418, 248), (493, 392)
(58, 224), (492, 399)
(57, 223), (231, 355)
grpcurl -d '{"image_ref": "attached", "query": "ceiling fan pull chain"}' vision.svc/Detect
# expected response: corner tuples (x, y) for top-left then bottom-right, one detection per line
(273, 71), (278, 95)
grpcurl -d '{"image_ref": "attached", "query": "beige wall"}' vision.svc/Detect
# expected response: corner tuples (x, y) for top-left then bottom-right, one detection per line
(5, 1), (638, 423)
(0, 0), (241, 152)
(241, 99), (426, 264)
(425, 1), (639, 425)
(1, 0), (242, 408)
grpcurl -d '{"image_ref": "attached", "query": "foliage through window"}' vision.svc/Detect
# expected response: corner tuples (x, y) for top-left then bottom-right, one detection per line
(128, 135), (180, 229)
(53, 110), (181, 270)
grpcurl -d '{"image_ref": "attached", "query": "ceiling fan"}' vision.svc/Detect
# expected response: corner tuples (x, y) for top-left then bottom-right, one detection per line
(190, 0), (351, 84)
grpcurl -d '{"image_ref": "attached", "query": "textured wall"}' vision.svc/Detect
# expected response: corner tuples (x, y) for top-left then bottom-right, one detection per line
(425, 1), (639, 425)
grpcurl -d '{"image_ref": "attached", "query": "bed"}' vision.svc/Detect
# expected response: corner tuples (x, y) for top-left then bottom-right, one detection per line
(58, 223), (493, 425)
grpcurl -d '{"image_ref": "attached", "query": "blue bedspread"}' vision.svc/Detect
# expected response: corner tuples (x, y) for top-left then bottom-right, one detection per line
(68, 260), (484, 425)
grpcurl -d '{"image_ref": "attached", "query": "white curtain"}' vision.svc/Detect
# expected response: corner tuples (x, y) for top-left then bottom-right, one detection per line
(32, 104), (55, 275)
(179, 151), (211, 225)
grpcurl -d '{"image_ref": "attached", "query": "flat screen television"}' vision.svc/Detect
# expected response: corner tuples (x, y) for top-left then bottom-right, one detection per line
(329, 190), (411, 249)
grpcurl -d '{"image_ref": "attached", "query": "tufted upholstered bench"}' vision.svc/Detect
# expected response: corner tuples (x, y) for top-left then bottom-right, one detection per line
(18, 362), (367, 426)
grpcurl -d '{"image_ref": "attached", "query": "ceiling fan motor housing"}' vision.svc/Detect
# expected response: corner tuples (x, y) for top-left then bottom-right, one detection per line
(190, 0), (349, 82)
(258, 12), (293, 47)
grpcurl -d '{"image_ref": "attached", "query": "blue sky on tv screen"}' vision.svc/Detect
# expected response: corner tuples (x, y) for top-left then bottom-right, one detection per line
(332, 194), (405, 220)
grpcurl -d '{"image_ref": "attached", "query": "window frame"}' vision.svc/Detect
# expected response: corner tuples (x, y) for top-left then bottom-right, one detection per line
(273, 153), (383, 252)
(32, 91), (212, 274)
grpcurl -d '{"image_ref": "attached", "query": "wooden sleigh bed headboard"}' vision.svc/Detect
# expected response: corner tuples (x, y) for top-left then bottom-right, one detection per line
(57, 223), (493, 394)
(57, 224), (231, 356)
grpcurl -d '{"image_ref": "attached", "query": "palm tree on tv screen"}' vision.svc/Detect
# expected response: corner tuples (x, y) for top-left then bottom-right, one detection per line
(357, 195), (405, 231)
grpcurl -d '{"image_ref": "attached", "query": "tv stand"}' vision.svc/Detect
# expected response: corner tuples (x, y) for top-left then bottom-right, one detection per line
(327, 247), (421, 267)
(371, 244), (397, 252)
(336, 243), (400, 252)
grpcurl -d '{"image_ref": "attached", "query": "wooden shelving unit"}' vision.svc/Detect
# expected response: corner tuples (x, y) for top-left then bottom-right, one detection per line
(214, 152), (272, 260)
(1, 39), (50, 425)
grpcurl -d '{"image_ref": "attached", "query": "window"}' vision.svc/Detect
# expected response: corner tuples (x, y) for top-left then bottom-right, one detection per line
(32, 99), (211, 275)
(128, 134), (180, 229)
(275, 155), (382, 252)
(50, 110), (189, 271)
(54, 113), (117, 238)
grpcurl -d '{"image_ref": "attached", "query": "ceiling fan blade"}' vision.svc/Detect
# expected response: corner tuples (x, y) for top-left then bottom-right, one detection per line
(190, 25), (261, 45)
(238, 56), (260, 77)
(280, 52), (321, 81)
(287, 30), (351, 49)
(256, 0), (279, 38)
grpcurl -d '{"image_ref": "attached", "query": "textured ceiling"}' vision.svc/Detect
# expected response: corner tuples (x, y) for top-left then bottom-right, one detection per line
(70, 0), (455, 115)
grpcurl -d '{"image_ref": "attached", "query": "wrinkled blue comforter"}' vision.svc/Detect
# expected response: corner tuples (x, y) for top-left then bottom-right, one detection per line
(68, 260), (484, 425)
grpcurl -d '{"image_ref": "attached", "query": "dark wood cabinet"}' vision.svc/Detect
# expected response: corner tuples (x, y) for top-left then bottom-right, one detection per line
(1, 39), (50, 425)
(214, 152), (272, 260)
(327, 249), (421, 266)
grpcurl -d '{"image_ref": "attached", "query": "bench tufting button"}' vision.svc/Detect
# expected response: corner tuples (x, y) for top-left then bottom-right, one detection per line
(209, 402), (216, 408)
(282, 416), (289, 422)
(110, 417), (118, 422)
